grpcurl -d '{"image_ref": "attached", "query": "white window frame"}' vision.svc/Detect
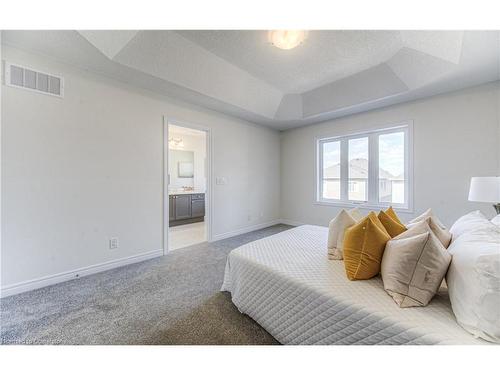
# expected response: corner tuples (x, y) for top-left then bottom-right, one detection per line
(315, 121), (413, 213)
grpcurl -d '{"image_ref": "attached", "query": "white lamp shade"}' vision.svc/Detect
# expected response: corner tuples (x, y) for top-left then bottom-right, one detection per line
(468, 176), (500, 203)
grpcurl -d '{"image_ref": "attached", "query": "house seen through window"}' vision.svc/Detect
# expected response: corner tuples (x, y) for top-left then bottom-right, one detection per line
(318, 124), (411, 209)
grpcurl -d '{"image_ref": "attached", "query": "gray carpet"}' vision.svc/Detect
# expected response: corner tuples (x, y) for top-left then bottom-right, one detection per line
(1, 225), (291, 345)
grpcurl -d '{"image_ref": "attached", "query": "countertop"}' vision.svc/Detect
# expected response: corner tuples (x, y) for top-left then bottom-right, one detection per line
(168, 190), (205, 196)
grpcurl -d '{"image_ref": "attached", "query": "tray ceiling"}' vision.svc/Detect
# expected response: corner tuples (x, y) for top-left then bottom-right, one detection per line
(2, 30), (499, 130)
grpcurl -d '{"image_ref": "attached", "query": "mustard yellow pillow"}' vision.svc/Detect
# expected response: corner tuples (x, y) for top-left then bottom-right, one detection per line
(343, 212), (391, 280)
(385, 206), (404, 226)
(378, 210), (407, 238)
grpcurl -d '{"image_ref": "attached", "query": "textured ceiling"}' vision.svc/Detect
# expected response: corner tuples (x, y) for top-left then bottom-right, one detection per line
(113, 31), (283, 118)
(78, 30), (139, 59)
(2, 30), (499, 130)
(177, 30), (404, 93)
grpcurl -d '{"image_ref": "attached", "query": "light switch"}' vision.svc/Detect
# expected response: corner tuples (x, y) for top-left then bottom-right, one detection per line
(216, 177), (227, 185)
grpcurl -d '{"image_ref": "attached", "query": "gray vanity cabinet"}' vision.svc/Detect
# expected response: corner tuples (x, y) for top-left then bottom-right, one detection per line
(169, 196), (175, 221)
(173, 195), (192, 220)
(169, 193), (205, 226)
(191, 195), (205, 218)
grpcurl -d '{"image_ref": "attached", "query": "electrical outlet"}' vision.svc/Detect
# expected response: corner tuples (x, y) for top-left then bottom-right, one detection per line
(109, 237), (119, 250)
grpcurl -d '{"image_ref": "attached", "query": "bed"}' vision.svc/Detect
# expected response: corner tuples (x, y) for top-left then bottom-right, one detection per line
(221, 225), (487, 345)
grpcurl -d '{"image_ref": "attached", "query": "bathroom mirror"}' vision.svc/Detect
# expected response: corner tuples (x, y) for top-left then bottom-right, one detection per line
(178, 161), (194, 178)
(170, 150), (194, 178)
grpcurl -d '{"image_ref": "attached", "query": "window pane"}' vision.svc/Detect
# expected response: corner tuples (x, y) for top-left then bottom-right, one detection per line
(379, 132), (405, 204)
(322, 141), (340, 199)
(348, 137), (368, 201)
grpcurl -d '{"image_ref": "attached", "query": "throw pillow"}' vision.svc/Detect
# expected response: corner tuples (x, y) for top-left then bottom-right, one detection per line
(378, 209), (407, 238)
(381, 221), (452, 307)
(408, 209), (451, 248)
(386, 206), (404, 226)
(343, 212), (391, 280)
(409, 208), (446, 229)
(450, 210), (490, 240)
(327, 209), (358, 260)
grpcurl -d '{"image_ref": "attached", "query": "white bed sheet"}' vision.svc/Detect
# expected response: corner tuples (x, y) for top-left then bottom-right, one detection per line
(221, 225), (487, 345)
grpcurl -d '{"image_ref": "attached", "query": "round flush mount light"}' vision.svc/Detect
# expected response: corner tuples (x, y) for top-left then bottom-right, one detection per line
(268, 30), (308, 50)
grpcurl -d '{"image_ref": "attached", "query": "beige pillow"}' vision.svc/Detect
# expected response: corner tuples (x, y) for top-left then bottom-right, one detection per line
(409, 208), (446, 229)
(381, 221), (452, 307)
(407, 216), (451, 248)
(348, 207), (363, 221)
(327, 209), (359, 260)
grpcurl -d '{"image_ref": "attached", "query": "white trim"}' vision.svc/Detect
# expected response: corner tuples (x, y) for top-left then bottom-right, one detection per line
(0, 249), (163, 298)
(0, 45), (3, 302)
(163, 116), (213, 254)
(315, 121), (414, 213)
(313, 200), (414, 213)
(279, 219), (305, 227)
(163, 117), (169, 256)
(1, 218), (297, 298)
(210, 220), (282, 241)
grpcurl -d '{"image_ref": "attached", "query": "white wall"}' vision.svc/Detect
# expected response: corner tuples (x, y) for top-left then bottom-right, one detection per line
(2, 43), (498, 295)
(0, 33), (3, 292)
(281, 82), (500, 227)
(1, 46), (281, 290)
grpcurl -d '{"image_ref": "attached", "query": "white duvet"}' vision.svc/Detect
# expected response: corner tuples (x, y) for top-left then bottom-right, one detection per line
(447, 218), (500, 343)
(221, 225), (487, 345)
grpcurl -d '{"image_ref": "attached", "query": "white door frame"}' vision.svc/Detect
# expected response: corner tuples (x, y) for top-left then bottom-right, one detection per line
(163, 116), (213, 255)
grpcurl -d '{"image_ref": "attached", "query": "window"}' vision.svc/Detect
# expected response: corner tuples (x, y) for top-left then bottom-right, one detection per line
(379, 131), (405, 204)
(321, 141), (341, 200)
(317, 124), (412, 210)
(348, 137), (368, 201)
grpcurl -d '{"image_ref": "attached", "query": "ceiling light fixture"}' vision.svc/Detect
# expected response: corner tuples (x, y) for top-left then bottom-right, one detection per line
(268, 30), (308, 50)
(169, 137), (184, 149)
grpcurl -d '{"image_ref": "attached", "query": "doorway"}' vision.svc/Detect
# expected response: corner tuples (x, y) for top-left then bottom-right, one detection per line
(164, 118), (211, 252)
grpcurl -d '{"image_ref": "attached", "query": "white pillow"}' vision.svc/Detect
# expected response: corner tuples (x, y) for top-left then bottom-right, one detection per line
(446, 223), (500, 343)
(450, 210), (490, 240)
(327, 209), (360, 260)
(492, 214), (500, 226)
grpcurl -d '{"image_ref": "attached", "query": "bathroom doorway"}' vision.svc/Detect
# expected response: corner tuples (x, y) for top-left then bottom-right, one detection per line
(164, 118), (211, 252)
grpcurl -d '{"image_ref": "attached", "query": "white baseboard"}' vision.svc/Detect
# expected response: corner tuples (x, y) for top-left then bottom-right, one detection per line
(0, 249), (164, 298)
(279, 218), (305, 227)
(210, 219), (282, 241)
(1, 220), (302, 298)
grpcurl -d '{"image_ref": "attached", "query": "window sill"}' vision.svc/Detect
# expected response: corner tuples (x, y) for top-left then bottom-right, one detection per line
(314, 199), (413, 214)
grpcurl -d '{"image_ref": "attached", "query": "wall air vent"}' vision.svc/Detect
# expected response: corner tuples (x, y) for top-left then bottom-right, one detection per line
(4, 62), (64, 98)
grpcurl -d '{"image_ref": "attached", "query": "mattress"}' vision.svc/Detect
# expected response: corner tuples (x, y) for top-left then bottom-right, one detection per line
(221, 225), (487, 345)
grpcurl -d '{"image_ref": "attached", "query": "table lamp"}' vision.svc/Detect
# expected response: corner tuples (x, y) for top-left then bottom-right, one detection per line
(468, 176), (500, 214)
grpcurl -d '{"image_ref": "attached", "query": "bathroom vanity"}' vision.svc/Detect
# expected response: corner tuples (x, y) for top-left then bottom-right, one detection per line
(169, 192), (205, 227)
